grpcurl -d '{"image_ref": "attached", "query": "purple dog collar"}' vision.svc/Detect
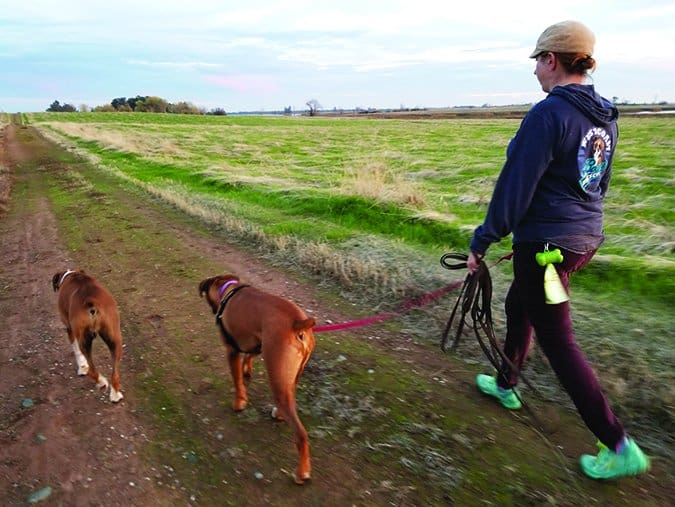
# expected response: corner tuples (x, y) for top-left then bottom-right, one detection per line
(218, 280), (239, 299)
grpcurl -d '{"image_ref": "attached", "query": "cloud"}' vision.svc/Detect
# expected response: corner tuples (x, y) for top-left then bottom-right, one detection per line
(1, 0), (673, 112)
(204, 75), (279, 94)
(127, 60), (223, 70)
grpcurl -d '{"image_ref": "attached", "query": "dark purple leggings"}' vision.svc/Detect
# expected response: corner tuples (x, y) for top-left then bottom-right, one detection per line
(497, 242), (625, 450)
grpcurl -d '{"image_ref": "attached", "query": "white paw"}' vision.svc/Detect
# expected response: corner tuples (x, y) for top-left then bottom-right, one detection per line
(110, 389), (124, 403)
(96, 374), (109, 390)
(271, 406), (285, 420)
(72, 342), (89, 375)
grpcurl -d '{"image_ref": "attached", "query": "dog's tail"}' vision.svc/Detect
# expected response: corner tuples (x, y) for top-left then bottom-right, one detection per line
(293, 317), (316, 332)
(85, 301), (98, 319)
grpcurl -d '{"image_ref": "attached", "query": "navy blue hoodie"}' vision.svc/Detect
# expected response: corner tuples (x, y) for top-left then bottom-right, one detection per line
(470, 84), (619, 255)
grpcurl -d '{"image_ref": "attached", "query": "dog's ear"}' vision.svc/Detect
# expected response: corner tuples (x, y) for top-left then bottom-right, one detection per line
(52, 272), (63, 292)
(198, 278), (214, 298)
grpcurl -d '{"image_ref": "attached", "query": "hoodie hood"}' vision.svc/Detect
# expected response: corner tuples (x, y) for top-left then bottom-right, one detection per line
(549, 83), (619, 126)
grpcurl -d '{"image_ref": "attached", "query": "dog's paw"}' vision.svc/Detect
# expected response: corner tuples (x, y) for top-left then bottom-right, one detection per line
(77, 364), (90, 376)
(110, 389), (124, 403)
(294, 471), (311, 485)
(96, 374), (109, 390)
(233, 398), (248, 411)
(271, 406), (285, 421)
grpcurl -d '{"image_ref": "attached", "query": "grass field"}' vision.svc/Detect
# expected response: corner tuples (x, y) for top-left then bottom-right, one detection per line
(26, 111), (674, 450)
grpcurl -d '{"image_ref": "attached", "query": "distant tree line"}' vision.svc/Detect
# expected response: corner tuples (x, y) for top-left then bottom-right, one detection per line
(46, 95), (228, 115)
(46, 100), (78, 112)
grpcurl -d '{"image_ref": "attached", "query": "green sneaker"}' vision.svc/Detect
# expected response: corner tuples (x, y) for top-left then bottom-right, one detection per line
(476, 374), (522, 410)
(580, 438), (651, 480)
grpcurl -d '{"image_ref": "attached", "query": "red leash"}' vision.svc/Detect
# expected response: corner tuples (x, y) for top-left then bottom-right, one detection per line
(313, 279), (465, 333)
(313, 252), (512, 334)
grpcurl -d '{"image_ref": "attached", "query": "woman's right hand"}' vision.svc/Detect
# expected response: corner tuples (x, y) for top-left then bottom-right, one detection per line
(466, 251), (483, 274)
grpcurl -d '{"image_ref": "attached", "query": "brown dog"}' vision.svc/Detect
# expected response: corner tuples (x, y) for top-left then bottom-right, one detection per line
(52, 269), (123, 403)
(199, 274), (316, 484)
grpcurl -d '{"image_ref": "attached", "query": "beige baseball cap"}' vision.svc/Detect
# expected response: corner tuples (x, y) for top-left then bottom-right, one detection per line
(529, 20), (595, 58)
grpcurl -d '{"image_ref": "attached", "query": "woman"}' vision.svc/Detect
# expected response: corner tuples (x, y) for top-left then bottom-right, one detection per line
(467, 20), (650, 480)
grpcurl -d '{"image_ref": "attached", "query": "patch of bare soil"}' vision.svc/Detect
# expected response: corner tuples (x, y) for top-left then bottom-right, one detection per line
(1, 123), (672, 506)
(0, 125), (15, 215)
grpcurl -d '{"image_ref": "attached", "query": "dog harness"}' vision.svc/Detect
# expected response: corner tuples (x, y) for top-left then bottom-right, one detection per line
(215, 283), (260, 354)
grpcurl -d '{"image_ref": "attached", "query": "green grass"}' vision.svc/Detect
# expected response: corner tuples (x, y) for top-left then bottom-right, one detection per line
(29, 112), (674, 299)
(28, 112), (674, 301)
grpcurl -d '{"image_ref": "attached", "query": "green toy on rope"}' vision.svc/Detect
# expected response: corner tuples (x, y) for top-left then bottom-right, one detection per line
(535, 245), (569, 304)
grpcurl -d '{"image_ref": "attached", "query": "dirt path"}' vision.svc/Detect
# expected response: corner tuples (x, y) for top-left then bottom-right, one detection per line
(0, 122), (394, 506)
(0, 123), (671, 506)
(0, 124), (181, 506)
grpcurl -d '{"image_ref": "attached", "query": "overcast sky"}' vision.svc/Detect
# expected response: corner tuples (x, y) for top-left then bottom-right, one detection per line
(1, 0), (673, 113)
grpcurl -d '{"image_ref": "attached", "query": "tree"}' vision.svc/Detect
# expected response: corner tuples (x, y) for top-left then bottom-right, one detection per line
(93, 104), (115, 112)
(168, 101), (202, 114)
(46, 100), (76, 112)
(46, 100), (62, 112)
(136, 96), (168, 113)
(111, 97), (127, 110)
(127, 95), (148, 111)
(306, 99), (321, 116)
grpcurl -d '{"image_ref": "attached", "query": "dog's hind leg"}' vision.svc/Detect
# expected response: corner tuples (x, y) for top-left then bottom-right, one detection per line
(242, 354), (254, 379)
(68, 327), (90, 376)
(100, 329), (124, 403)
(80, 331), (109, 392)
(269, 383), (311, 484)
(264, 346), (311, 484)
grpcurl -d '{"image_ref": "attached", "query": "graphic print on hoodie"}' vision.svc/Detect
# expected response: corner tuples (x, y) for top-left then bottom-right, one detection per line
(578, 126), (612, 192)
(469, 83), (620, 255)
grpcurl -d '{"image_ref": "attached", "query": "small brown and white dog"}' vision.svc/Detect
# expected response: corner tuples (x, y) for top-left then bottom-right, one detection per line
(52, 269), (123, 403)
(199, 274), (316, 484)
(592, 137), (606, 167)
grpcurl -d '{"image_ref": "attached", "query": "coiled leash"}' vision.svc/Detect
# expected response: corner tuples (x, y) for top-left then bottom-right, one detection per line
(440, 253), (516, 375)
(439, 252), (550, 431)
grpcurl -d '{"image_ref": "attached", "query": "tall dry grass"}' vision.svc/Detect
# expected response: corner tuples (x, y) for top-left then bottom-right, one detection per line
(341, 160), (425, 206)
